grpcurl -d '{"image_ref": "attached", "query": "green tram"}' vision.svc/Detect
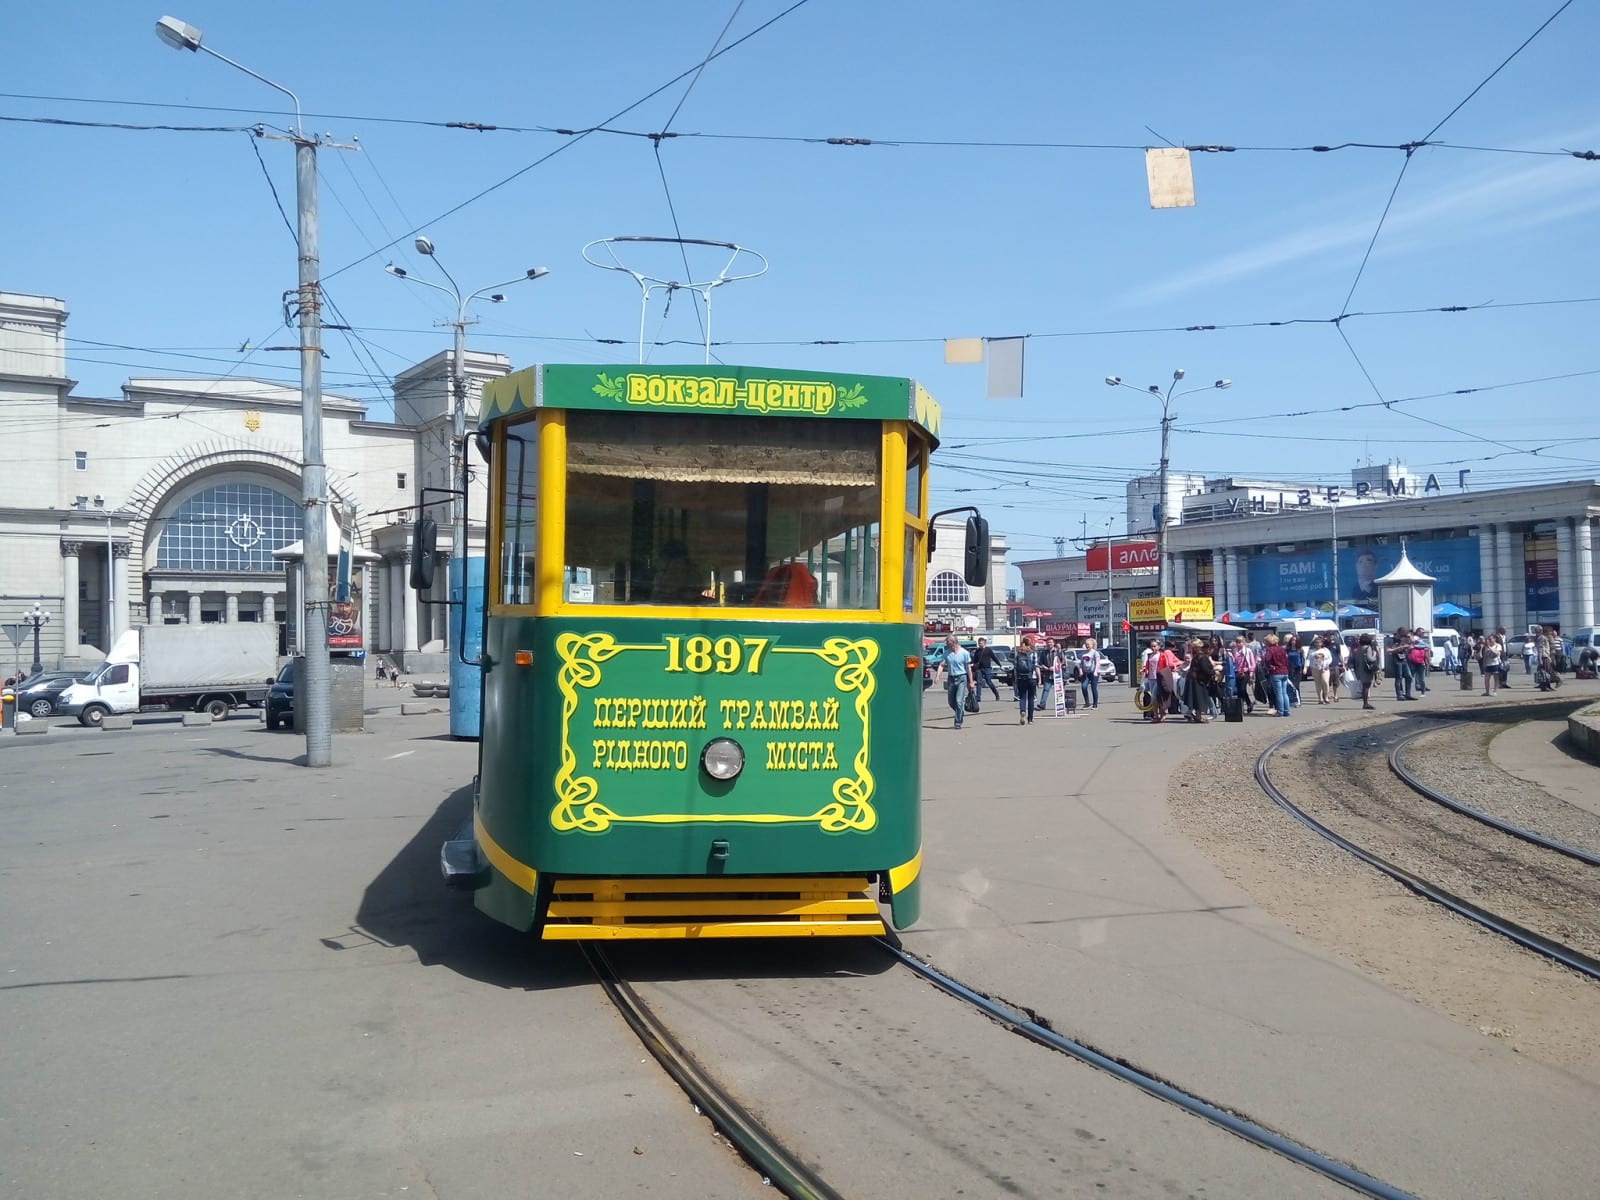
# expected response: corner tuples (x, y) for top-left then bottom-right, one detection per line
(437, 363), (988, 940)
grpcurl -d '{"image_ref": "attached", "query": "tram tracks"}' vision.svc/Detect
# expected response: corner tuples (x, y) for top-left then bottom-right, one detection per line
(585, 935), (1415, 1199)
(1256, 724), (1600, 984)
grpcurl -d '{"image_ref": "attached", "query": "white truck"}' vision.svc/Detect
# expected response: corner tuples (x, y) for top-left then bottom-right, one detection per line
(58, 625), (279, 727)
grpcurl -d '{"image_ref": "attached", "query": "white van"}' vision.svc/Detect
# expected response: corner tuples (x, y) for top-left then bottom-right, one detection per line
(1273, 617), (1341, 642)
(1429, 630), (1460, 670)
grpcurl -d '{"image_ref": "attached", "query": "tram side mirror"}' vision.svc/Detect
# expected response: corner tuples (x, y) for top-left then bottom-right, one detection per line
(410, 515), (437, 590)
(472, 431), (492, 463)
(962, 515), (991, 587)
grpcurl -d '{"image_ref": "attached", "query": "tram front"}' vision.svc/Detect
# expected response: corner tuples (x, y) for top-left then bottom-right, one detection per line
(446, 364), (985, 939)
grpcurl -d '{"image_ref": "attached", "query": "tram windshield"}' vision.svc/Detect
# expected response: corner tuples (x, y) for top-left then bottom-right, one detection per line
(556, 410), (882, 609)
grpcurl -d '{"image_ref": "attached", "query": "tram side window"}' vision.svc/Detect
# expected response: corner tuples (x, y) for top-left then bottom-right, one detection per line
(499, 429), (537, 604)
(563, 410), (882, 609)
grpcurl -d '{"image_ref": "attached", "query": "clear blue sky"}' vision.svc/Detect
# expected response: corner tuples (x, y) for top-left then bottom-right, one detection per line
(5, 1), (1597, 568)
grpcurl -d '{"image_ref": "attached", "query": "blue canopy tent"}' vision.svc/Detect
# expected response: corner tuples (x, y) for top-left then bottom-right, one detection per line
(1432, 602), (1472, 619)
(1336, 604), (1376, 619)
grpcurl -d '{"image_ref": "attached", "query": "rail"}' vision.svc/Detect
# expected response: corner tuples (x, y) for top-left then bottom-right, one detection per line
(1256, 732), (1600, 984)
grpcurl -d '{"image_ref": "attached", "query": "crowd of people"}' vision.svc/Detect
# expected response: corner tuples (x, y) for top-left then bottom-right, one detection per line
(935, 622), (1594, 730)
(936, 632), (1107, 729)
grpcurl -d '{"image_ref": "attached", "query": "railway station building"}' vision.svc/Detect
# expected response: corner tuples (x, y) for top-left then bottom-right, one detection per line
(0, 290), (508, 674)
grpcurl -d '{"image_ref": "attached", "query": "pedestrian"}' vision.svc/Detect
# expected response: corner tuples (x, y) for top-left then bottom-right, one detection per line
(1014, 636), (1039, 725)
(1524, 635), (1539, 676)
(1495, 627), (1513, 688)
(1410, 627), (1431, 695)
(942, 634), (975, 729)
(1140, 638), (1163, 721)
(1186, 638), (1217, 722)
(1355, 632), (1380, 709)
(972, 637), (1000, 706)
(1154, 638), (1181, 722)
(1326, 636), (1344, 701)
(1285, 635), (1305, 708)
(1311, 636), (1332, 703)
(1078, 638), (1103, 709)
(1391, 628), (1415, 701)
(1264, 634), (1292, 716)
(1229, 637), (1256, 715)
(389, 664), (400, 688)
(375, 658), (387, 682)
(1036, 638), (1056, 712)
(1441, 635), (1459, 677)
(1480, 634), (1501, 696)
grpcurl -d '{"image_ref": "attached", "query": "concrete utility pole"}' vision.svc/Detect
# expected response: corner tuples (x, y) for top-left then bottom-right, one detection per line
(158, 15), (338, 766)
(387, 245), (548, 594)
(1104, 371), (1233, 594)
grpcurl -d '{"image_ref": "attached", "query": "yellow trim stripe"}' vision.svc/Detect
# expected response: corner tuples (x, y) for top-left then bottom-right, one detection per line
(542, 920), (884, 940)
(473, 811), (538, 895)
(887, 847), (922, 894)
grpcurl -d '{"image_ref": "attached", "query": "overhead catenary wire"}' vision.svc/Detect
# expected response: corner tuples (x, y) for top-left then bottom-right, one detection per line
(319, 0), (817, 284)
(6, 96), (1596, 160)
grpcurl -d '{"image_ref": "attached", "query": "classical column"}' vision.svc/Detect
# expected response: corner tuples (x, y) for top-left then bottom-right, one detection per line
(375, 556), (391, 652)
(1578, 518), (1596, 630)
(1556, 518), (1576, 631)
(111, 542), (130, 640)
(60, 540), (82, 657)
(1226, 550), (1243, 611)
(1495, 525), (1517, 633)
(188, 594), (202, 625)
(1211, 549), (1227, 610)
(436, 550), (453, 651)
(224, 592), (239, 623)
(263, 592), (276, 624)
(1477, 525), (1498, 633)
(398, 549), (419, 652)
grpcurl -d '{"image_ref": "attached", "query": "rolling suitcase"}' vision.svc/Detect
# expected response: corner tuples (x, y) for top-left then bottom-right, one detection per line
(1224, 695), (1244, 723)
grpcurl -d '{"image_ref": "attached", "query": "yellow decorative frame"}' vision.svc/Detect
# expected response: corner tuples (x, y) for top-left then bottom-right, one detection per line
(550, 632), (879, 835)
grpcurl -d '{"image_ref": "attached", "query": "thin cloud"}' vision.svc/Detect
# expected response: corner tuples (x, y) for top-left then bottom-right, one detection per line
(1119, 139), (1600, 307)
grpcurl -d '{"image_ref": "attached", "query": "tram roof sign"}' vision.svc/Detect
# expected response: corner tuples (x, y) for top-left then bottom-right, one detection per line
(479, 363), (942, 442)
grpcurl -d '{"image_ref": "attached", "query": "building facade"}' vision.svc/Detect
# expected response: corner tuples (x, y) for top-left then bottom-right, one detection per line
(1017, 466), (1600, 638)
(0, 291), (507, 674)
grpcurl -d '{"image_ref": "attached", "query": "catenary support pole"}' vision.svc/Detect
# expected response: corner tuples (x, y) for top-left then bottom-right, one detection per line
(297, 135), (332, 767)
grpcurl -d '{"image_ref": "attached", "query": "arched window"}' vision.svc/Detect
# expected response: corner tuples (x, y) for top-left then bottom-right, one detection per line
(926, 570), (969, 605)
(155, 481), (303, 572)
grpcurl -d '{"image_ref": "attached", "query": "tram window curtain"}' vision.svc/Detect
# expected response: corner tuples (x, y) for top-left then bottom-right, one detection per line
(563, 411), (882, 609)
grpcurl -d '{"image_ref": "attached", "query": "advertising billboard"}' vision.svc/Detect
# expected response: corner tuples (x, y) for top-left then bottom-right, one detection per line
(1246, 537), (1480, 608)
(1085, 542), (1159, 573)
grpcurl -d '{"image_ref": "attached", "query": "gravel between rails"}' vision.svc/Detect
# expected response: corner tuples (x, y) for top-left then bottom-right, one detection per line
(1167, 715), (1600, 1075)
(1398, 720), (1600, 862)
(1286, 720), (1600, 960)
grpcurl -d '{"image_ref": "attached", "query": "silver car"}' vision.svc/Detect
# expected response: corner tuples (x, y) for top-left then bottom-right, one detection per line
(1061, 648), (1119, 683)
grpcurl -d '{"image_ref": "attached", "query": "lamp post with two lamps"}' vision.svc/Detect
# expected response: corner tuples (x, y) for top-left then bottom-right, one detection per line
(387, 241), (548, 596)
(1104, 371), (1231, 595)
(22, 603), (50, 676)
(157, 15), (337, 766)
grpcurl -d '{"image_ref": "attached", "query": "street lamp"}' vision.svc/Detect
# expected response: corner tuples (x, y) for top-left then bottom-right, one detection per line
(158, 15), (333, 767)
(1104, 371), (1231, 594)
(387, 243), (549, 622)
(22, 603), (50, 675)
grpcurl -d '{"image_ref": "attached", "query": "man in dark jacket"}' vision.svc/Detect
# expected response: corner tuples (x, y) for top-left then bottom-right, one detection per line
(972, 637), (1000, 705)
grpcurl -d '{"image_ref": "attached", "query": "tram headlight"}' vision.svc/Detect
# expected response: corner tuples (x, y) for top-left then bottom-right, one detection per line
(701, 737), (745, 781)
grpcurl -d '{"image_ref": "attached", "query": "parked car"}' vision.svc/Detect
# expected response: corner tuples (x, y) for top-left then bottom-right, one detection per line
(12, 670), (90, 718)
(264, 662), (294, 730)
(1061, 648), (1118, 683)
(988, 645), (1016, 687)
